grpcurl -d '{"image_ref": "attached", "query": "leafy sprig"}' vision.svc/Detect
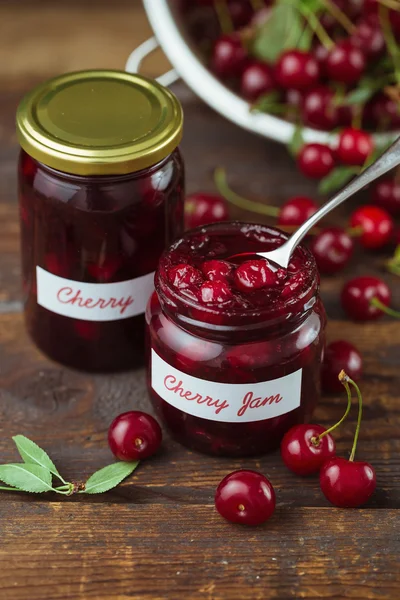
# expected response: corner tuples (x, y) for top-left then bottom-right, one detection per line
(0, 436), (138, 496)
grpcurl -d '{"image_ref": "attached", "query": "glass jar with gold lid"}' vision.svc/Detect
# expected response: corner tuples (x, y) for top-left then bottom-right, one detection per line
(16, 69), (184, 372)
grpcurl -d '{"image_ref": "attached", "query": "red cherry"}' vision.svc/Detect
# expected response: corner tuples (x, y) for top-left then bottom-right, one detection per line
(74, 320), (100, 341)
(44, 253), (70, 278)
(285, 88), (303, 108)
(199, 280), (232, 304)
(234, 259), (278, 291)
(227, 0), (253, 27)
(350, 205), (394, 249)
(326, 40), (365, 84)
(281, 271), (307, 298)
(275, 50), (320, 91)
(201, 259), (233, 281)
(337, 128), (374, 166)
(301, 86), (339, 130)
(320, 0), (349, 30)
(297, 143), (335, 179)
(215, 470), (276, 525)
(372, 178), (400, 216)
(351, 19), (385, 60)
(86, 257), (121, 282)
(240, 60), (275, 102)
(108, 411), (162, 461)
(210, 34), (247, 79)
(341, 275), (391, 321)
(281, 424), (336, 476)
(185, 193), (229, 230)
(322, 340), (363, 393)
(168, 264), (204, 289)
(310, 227), (353, 275)
(313, 43), (329, 74)
(278, 196), (318, 227)
(320, 457), (376, 508)
(367, 93), (400, 129)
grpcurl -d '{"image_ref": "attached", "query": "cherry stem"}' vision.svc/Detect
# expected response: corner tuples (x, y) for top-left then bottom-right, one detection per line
(379, 0), (400, 11)
(339, 374), (363, 462)
(250, 0), (264, 11)
(296, 2), (334, 50)
(370, 297), (400, 319)
(320, 0), (356, 34)
(379, 4), (400, 84)
(346, 226), (363, 237)
(386, 259), (400, 277)
(313, 371), (353, 444)
(214, 167), (280, 217)
(214, 0), (234, 35)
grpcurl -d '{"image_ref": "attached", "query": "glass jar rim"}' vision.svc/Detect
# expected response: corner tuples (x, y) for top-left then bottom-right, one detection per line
(155, 221), (319, 335)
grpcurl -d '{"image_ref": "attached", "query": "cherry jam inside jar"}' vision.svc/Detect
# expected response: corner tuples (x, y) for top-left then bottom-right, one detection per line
(146, 223), (326, 457)
(17, 70), (184, 372)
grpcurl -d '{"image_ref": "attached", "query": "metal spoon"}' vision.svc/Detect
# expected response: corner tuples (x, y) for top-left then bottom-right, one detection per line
(247, 136), (400, 269)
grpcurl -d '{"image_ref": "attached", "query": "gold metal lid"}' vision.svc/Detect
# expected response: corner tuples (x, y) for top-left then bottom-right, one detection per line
(16, 70), (183, 176)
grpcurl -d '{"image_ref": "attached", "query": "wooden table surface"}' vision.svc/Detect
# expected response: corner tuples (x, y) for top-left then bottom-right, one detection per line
(1, 2), (400, 599)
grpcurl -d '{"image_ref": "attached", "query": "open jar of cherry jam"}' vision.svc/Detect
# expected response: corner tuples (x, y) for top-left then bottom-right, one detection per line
(146, 222), (326, 457)
(16, 70), (184, 371)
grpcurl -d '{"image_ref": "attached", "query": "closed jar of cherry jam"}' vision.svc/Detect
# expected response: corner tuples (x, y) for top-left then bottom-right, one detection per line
(146, 222), (326, 457)
(17, 70), (184, 372)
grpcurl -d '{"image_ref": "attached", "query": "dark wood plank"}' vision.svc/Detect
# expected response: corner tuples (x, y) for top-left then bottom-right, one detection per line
(1, 504), (399, 600)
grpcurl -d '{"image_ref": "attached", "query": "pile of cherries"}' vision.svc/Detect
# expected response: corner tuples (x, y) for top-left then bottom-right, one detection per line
(108, 369), (375, 527)
(182, 0), (400, 134)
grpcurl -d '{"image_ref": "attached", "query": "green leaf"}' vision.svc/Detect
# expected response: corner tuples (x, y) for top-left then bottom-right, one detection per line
(83, 461), (139, 494)
(339, 87), (375, 106)
(12, 435), (63, 482)
(251, 91), (285, 115)
(288, 124), (304, 157)
(318, 166), (360, 196)
(0, 464), (53, 493)
(297, 24), (314, 52)
(252, 3), (304, 64)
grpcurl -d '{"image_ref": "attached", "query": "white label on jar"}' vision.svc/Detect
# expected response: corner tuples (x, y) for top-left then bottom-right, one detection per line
(151, 349), (302, 423)
(36, 266), (154, 322)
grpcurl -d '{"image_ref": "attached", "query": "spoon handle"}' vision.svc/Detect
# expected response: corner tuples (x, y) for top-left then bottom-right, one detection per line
(284, 135), (400, 258)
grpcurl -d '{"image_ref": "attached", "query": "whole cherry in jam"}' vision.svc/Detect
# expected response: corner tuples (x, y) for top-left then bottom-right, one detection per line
(210, 34), (247, 79)
(350, 205), (394, 249)
(234, 259), (278, 291)
(215, 470), (276, 525)
(278, 196), (318, 227)
(240, 60), (275, 102)
(200, 280), (232, 304)
(275, 50), (320, 90)
(168, 264), (204, 289)
(201, 259), (233, 282)
(310, 227), (353, 275)
(337, 128), (374, 166)
(372, 178), (400, 216)
(185, 193), (229, 230)
(320, 457), (376, 508)
(322, 340), (363, 393)
(297, 143), (335, 179)
(341, 276), (391, 321)
(108, 411), (162, 461)
(281, 424), (336, 476)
